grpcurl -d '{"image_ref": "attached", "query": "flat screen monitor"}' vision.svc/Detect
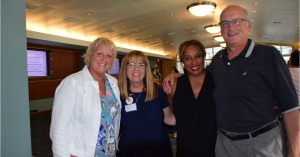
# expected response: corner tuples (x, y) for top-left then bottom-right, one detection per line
(108, 58), (120, 75)
(27, 49), (48, 77)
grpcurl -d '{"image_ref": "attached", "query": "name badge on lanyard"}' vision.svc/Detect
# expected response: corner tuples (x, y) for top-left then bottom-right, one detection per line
(125, 103), (137, 112)
(125, 96), (137, 112)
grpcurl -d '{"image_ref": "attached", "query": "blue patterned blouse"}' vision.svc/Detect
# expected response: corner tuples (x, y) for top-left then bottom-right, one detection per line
(94, 76), (119, 157)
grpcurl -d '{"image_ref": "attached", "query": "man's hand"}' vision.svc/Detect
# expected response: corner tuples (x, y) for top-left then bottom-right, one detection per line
(162, 73), (182, 94)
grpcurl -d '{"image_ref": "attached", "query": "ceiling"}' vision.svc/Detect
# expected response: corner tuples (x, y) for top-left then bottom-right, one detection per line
(26, 0), (300, 58)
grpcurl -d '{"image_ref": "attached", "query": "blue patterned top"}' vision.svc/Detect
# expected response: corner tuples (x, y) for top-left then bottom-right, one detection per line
(94, 76), (119, 157)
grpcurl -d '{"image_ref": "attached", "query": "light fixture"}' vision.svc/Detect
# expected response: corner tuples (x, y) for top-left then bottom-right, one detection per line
(187, 1), (217, 16)
(213, 35), (224, 42)
(219, 42), (226, 47)
(204, 24), (220, 33)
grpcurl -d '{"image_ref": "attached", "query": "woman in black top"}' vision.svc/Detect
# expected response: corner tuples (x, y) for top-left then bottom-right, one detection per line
(168, 40), (217, 157)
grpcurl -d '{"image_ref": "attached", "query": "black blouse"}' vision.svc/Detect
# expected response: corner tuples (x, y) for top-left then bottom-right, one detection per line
(173, 70), (217, 157)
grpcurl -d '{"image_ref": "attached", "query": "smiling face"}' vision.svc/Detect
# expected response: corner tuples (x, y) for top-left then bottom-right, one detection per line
(182, 45), (205, 76)
(220, 6), (252, 47)
(126, 57), (146, 84)
(88, 44), (114, 79)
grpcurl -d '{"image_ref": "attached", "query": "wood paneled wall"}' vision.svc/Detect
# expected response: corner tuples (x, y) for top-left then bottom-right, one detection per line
(28, 79), (61, 100)
(162, 57), (177, 78)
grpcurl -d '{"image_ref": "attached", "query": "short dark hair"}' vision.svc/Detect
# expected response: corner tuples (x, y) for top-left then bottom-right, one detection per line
(290, 50), (299, 67)
(178, 39), (206, 62)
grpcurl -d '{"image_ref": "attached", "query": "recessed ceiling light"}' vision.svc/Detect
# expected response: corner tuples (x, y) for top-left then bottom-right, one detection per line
(186, 1), (217, 16)
(26, 1), (42, 11)
(219, 42), (226, 47)
(252, 2), (258, 5)
(119, 33), (128, 37)
(204, 24), (220, 34)
(104, 28), (114, 32)
(26, 3), (39, 11)
(86, 12), (94, 16)
(167, 32), (176, 36)
(64, 16), (80, 23)
(213, 35), (224, 42)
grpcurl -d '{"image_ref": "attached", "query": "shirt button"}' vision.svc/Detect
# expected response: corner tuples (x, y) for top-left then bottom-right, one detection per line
(227, 62), (231, 65)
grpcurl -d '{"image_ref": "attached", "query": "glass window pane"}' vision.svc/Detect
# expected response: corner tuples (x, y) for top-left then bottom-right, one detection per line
(176, 61), (184, 73)
(281, 46), (292, 55)
(283, 56), (289, 64)
(205, 60), (211, 67)
(176, 54), (184, 73)
(206, 51), (214, 60)
(213, 47), (223, 54)
(273, 45), (281, 51)
(206, 48), (213, 53)
(205, 48), (213, 59)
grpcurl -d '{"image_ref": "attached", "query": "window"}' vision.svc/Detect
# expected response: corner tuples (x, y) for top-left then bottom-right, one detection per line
(175, 44), (292, 71)
(205, 46), (223, 67)
(272, 45), (292, 63)
(176, 55), (184, 73)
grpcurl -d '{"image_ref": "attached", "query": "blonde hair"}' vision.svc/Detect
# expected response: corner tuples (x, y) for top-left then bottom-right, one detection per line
(119, 50), (157, 101)
(82, 37), (117, 66)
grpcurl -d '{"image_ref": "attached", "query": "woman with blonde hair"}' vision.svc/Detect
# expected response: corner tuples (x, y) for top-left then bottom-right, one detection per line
(117, 50), (175, 157)
(50, 37), (121, 157)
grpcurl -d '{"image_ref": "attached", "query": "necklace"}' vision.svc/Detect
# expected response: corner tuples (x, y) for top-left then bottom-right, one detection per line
(129, 84), (144, 103)
(130, 92), (142, 103)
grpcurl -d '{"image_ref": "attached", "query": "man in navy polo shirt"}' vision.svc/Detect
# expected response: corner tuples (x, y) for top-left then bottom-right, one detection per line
(207, 5), (299, 157)
(163, 4), (299, 157)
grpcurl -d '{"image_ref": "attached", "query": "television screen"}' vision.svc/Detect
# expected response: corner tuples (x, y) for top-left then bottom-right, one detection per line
(27, 50), (48, 76)
(108, 58), (120, 74)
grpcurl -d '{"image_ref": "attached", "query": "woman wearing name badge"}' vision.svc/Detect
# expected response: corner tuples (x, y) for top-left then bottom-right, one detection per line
(117, 50), (175, 157)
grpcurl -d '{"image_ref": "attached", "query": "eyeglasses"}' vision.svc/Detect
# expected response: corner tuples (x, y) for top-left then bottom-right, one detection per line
(219, 18), (248, 27)
(182, 53), (204, 63)
(127, 62), (145, 69)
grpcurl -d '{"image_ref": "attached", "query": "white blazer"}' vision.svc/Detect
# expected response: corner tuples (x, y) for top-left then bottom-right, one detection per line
(50, 66), (121, 157)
